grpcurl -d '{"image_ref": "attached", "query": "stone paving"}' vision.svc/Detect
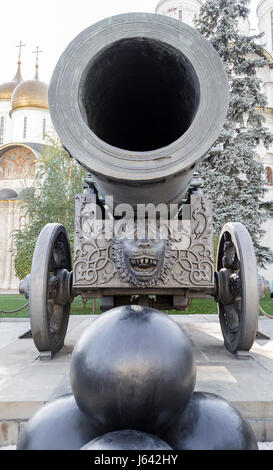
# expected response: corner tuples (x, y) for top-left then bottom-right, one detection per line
(0, 314), (273, 446)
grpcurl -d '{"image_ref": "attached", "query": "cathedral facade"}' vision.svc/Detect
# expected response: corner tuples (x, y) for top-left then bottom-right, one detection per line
(0, 0), (273, 292)
(0, 50), (54, 291)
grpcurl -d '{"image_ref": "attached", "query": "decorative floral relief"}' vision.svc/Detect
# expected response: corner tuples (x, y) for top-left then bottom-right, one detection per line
(73, 194), (214, 287)
(74, 240), (116, 285)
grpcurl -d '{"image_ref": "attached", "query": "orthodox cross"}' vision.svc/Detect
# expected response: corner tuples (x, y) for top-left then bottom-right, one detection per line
(32, 46), (43, 79)
(16, 41), (26, 64)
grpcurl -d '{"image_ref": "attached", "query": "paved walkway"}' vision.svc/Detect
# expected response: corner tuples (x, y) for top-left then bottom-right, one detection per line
(0, 314), (273, 446)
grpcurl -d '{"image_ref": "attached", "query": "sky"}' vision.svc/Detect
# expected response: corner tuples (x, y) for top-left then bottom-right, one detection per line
(0, 0), (261, 85)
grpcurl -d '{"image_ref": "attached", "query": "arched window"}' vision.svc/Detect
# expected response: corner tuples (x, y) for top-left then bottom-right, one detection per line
(266, 166), (273, 186)
(23, 116), (27, 139)
(0, 116), (4, 144)
(167, 7), (177, 18)
(42, 118), (46, 139)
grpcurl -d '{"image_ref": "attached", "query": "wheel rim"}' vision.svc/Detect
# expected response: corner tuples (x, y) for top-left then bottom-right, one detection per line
(30, 223), (72, 354)
(216, 223), (259, 354)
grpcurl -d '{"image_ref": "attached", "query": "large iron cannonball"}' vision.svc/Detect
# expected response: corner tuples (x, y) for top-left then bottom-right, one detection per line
(17, 394), (100, 450)
(81, 429), (172, 450)
(159, 392), (258, 450)
(70, 305), (196, 434)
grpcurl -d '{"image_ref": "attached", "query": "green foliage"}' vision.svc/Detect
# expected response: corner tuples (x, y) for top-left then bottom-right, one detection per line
(195, 0), (273, 268)
(13, 136), (86, 279)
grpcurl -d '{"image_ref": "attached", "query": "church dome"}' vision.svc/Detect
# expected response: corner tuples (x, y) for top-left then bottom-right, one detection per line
(11, 78), (48, 112)
(0, 62), (23, 100)
(0, 81), (19, 100)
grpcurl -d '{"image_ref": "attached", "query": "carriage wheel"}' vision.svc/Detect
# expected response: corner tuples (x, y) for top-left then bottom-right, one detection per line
(30, 223), (73, 356)
(215, 223), (259, 355)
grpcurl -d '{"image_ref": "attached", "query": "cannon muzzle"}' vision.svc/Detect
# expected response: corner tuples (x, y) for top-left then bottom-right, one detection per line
(49, 13), (229, 207)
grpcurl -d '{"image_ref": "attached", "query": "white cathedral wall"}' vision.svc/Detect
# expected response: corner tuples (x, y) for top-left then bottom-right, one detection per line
(257, 0), (273, 56)
(0, 100), (13, 145)
(0, 144), (36, 292)
(155, 0), (202, 27)
(263, 82), (273, 108)
(156, 0), (250, 33)
(254, 115), (273, 282)
(11, 107), (54, 144)
(237, 17), (251, 37)
(0, 200), (21, 291)
(260, 185), (273, 282)
(0, 177), (35, 196)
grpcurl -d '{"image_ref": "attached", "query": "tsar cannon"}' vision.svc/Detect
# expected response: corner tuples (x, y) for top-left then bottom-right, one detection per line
(19, 13), (269, 358)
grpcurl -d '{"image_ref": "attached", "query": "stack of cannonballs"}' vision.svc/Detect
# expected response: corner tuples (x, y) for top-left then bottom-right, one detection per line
(17, 306), (258, 450)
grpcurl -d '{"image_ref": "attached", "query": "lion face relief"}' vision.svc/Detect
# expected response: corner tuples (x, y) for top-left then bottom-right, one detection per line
(123, 238), (166, 283)
(112, 224), (176, 287)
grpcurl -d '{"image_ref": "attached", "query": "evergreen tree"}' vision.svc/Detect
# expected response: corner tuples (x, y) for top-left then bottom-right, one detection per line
(13, 136), (86, 279)
(195, 0), (273, 268)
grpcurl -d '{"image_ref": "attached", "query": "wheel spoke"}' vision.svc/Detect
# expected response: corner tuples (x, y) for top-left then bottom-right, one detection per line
(49, 303), (64, 335)
(223, 304), (240, 334)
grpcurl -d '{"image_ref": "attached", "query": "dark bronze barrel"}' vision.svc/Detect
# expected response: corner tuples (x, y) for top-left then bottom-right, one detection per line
(49, 13), (229, 207)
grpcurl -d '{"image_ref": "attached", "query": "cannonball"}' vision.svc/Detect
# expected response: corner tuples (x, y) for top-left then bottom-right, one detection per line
(81, 429), (172, 450)
(70, 305), (196, 434)
(17, 394), (100, 450)
(159, 392), (258, 450)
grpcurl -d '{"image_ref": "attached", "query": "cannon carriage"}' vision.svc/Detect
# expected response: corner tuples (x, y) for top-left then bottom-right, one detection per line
(19, 13), (269, 358)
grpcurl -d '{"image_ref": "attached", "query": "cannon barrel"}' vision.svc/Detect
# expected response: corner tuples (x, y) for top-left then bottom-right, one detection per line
(49, 13), (229, 208)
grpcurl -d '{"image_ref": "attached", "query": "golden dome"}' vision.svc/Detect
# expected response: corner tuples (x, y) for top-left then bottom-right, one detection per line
(0, 63), (23, 100)
(11, 77), (48, 112)
(0, 81), (19, 99)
